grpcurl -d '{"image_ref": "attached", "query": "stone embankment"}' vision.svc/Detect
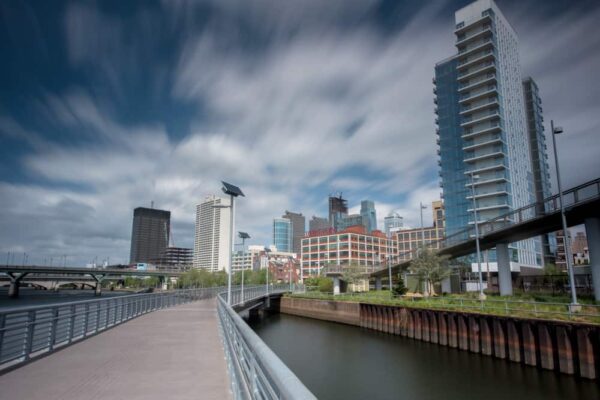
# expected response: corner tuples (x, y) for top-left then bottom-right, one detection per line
(280, 297), (598, 379)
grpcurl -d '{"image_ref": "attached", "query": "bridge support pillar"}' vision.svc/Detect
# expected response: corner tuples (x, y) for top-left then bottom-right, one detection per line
(7, 272), (28, 298)
(496, 243), (512, 296)
(333, 277), (340, 295)
(375, 277), (382, 291)
(585, 217), (600, 300)
(91, 274), (105, 297)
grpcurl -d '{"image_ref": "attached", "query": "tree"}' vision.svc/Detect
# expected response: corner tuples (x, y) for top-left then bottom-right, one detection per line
(341, 263), (367, 288)
(409, 248), (451, 296)
(392, 275), (408, 296)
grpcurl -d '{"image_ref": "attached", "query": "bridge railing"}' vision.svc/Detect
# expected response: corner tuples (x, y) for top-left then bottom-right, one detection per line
(0, 288), (220, 371)
(217, 285), (316, 400)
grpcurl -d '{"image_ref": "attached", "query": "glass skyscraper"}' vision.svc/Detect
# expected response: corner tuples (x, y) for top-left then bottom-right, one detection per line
(273, 218), (292, 253)
(435, 0), (542, 269)
(360, 200), (377, 233)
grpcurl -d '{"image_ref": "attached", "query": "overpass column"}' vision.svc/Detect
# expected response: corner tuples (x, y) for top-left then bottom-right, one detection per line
(333, 277), (340, 295)
(496, 243), (512, 296)
(91, 274), (105, 296)
(585, 217), (600, 300)
(375, 276), (382, 291)
(7, 272), (28, 298)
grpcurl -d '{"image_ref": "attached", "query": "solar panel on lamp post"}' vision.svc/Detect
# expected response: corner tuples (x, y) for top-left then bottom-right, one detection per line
(215, 181), (245, 305)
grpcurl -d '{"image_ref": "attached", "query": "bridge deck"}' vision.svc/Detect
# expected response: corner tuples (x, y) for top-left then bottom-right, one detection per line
(0, 298), (231, 400)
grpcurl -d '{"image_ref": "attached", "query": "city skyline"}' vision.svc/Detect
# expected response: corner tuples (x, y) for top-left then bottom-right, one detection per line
(1, 0), (599, 266)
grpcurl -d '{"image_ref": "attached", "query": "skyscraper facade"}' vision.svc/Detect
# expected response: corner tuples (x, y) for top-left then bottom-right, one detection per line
(309, 216), (330, 232)
(384, 212), (404, 238)
(360, 200), (377, 233)
(193, 196), (231, 272)
(435, 0), (542, 269)
(129, 207), (170, 264)
(523, 76), (555, 263)
(282, 210), (306, 255)
(273, 218), (292, 253)
(328, 194), (348, 229)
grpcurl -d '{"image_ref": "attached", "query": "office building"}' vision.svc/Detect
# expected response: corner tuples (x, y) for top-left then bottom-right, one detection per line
(309, 216), (330, 232)
(523, 77), (555, 263)
(384, 212), (404, 238)
(337, 214), (366, 231)
(395, 201), (445, 261)
(282, 210), (306, 255)
(129, 207), (170, 264)
(300, 225), (397, 279)
(328, 194), (348, 229)
(434, 0), (542, 271)
(151, 246), (193, 267)
(360, 200), (377, 233)
(273, 218), (292, 253)
(193, 196), (231, 272)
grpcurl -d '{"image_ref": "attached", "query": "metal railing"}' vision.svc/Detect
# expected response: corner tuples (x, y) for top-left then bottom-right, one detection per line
(0, 288), (219, 371)
(217, 285), (316, 400)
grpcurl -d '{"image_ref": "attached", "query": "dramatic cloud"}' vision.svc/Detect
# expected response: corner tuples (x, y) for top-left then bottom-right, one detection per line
(0, 0), (598, 265)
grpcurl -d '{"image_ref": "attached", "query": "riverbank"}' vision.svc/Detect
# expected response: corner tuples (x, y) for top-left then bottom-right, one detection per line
(281, 296), (599, 379)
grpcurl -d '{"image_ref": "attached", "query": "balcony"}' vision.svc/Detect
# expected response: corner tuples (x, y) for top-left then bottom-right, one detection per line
(459, 86), (497, 104)
(460, 100), (499, 116)
(464, 173), (507, 186)
(466, 189), (509, 200)
(462, 136), (503, 151)
(458, 62), (496, 82)
(455, 25), (493, 47)
(461, 122), (501, 139)
(467, 203), (510, 213)
(460, 111), (500, 128)
(458, 74), (496, 93)
(457, 38), (495, 60)
(463, 149), (504, 163)
(457, 49), (495, 71)
(465, 159), (508, 174)
(454, 14), (492, 35)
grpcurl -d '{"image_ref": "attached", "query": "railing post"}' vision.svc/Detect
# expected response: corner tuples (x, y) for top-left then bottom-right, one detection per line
(95, 302), (101, 332)
(49, 307), (58, 350)
(68, 304), (76, 343)
(23, 311), (36, 361)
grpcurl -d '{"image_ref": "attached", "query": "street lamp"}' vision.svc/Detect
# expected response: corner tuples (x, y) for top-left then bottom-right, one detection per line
(470, 171), (485, 300)
(238, 231), (250, 303)
(420, 202), (427, 250)
(263, 247), (271, 295)
(551, 121), (578, 307)
(218, 181), (245, 305)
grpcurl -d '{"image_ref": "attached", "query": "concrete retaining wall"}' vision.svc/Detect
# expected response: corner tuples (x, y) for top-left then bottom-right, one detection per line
(280, 297), (599, 379)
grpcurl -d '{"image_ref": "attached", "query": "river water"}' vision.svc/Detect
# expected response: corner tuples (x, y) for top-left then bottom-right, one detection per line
(0, 288), (132, 308)
(250, 313), (598, 400)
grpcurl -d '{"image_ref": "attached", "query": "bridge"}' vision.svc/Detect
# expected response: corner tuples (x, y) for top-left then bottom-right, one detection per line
(0, 286), (315, 399)
(372, 178), (600, 299)
(0, 265), (184, 298)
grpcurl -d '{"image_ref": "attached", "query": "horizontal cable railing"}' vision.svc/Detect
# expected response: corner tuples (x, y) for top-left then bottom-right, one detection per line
(0, 288), (220, 371)
(217, 285), (316, 400)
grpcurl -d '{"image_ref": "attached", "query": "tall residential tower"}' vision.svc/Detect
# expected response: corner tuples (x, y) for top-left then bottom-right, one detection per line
(282, 211), (306, 255)
(193, 196), (231, 272)
(129, 207), (170, 264)
(435, 0), (543, 270)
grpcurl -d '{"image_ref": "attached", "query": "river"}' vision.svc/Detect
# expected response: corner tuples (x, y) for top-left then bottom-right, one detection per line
(250, 313), (598, 400)
(0, 288), (133, 308)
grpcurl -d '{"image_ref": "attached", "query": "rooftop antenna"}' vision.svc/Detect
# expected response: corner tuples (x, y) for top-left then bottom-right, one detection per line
(150, 200), (154, 209)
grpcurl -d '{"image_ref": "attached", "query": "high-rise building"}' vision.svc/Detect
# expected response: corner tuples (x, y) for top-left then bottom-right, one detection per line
(434, 0), (542, 271)
(193, 196), (231, 272)
(273, 218), (292, 253)
(282, 211), (306, 255)
(360, 200), (377, 233)
(523, 76), (555, 263)
(129, 207), (170, 264)
(328, 194), (348, 229)
(384, 212), (404, 238)
(337, 214), (366, 231)
(309, 216), (330, 232)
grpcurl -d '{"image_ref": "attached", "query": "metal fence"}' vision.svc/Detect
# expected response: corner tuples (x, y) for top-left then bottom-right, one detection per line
(0, 288), (220, 371)
(217, 285), (316, 400)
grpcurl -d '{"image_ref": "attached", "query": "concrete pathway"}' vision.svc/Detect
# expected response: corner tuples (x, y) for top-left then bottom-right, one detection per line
(0, 299), (231, 400)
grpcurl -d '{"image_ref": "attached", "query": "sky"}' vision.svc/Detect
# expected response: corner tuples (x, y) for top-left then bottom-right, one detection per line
(1, 0), (599, 266)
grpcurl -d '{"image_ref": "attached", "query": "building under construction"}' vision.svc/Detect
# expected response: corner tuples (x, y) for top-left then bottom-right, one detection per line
(328, 194), (348, 229)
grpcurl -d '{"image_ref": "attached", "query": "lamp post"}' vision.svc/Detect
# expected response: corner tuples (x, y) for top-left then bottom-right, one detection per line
(387, 253), (393, 297)
(420, 202), (427, 250)
(264, 247), (271, 295)
(238, 231), (250, 303)
(551, 121), (578, 307)
(217, 181), (245, 305)
(470, 171), (485, 300)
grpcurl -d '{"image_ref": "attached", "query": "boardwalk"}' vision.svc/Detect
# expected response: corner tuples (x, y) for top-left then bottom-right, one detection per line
(0, 298), (231, 400)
